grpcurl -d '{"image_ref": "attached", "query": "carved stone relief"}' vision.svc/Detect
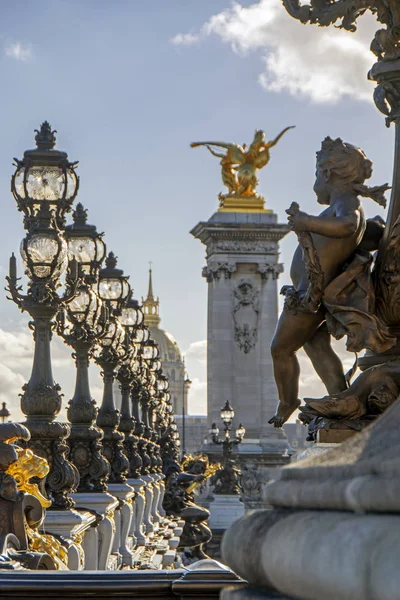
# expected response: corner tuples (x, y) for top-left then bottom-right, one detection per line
(257, 263), (284, 281)
(232, 278), (260, 354)
(202, 261), (237, 282)
(240, 462), (263, 503)
(207, 240), (277, 255)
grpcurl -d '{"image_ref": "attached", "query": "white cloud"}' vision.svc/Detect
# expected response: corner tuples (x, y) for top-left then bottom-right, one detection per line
(184, 340), (207, 414)
(170, 33), (200, 47)
(187, 377), (207, 415)
(171, 0), (378, 103)
(5, 42), (32, 62)
(185, 339), (207, 365)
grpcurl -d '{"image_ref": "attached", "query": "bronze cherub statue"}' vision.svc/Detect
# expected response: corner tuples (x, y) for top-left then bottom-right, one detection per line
(269, 137), (393, 429)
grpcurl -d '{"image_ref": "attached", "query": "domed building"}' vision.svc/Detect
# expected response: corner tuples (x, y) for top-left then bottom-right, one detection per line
(142, 268), (189, 417)
(141, 268), (208, 455)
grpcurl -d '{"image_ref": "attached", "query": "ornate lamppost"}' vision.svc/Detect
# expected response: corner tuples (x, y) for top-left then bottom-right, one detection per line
(0, 403), (10, 423)
(117, 296), (144, 481)
(58, 203), (110, 492)
(181, 361), (191, 457)
(7, 122), (80, 509)
(140, 339), (161, 471)
(209, 401), (245, 495)
(95, 252), (131, 483)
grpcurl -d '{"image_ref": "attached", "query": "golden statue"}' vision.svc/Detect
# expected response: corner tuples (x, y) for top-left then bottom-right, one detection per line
(6, 444), (69, 569)
(191, 126), (294, 211)
(181, 454), (221, 494)
(7, 447), (52, 509)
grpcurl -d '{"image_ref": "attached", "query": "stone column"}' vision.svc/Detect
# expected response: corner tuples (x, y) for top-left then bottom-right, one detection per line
(191, 211), (291, 508)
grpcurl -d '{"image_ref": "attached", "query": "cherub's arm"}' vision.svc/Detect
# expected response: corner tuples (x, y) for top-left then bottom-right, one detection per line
(288, 205), (360, 238)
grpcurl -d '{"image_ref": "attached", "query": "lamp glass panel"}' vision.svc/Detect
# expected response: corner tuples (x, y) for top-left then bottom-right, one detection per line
(121, 280), (130, 300)
(95, 238), (106, 263)
(133, 328), (144, 343)
(14, 169), (26, 199)
(221, 405), (235, 423)
(120, 306), (138, 327)
(132, 359), (141, 373)
(99, 278), (122, 300)
(21, 234), (62, 279)
(26, 166), (64, 201)
(101, 321), (116, 346)
(65, 169), (77, 200)
(152, 360), (162, 372)
(142, 345), (154, 360)
(236, 425), (246, 438)
(68, 290), (91, 322)
(68, 237), (96, 263)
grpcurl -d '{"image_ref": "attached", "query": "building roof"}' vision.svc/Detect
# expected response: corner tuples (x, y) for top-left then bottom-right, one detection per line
(149, 325), (183, 364)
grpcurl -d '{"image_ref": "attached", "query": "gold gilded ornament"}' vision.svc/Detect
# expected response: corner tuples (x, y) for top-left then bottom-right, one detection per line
(191, 127), (294, 212)
(6, 447), (51, 508)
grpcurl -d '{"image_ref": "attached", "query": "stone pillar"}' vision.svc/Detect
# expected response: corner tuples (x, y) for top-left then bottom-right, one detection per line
(191, 211), (291, 508)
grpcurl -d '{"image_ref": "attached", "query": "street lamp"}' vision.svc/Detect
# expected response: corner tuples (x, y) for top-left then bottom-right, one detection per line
(65, 202), (106, 281)
(209, 401), (246, 495)
(182, 361), (191, 458)
(7, 123), (80, 510)
(57, 205), (110, 493)
(95, 315), (130, 484)
(0, 402), (10, 423)
(95, 254), (132, 484)
(97, 252), (130, 314)
(12, 121), (79, 230)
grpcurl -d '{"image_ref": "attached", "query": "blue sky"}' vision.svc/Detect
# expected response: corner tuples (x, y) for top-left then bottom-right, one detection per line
(0, 0), (394, 418)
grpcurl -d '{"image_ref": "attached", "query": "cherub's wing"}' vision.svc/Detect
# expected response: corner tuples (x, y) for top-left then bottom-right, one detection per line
(191, 141), (245, 164)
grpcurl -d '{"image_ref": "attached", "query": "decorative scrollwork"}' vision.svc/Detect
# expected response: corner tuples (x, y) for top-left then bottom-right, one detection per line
(282, 0), (400, 63)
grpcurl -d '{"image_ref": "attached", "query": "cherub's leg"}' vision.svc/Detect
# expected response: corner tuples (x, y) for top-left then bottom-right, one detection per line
(304, 323), (347, 395)
(269, 308), (324, 427)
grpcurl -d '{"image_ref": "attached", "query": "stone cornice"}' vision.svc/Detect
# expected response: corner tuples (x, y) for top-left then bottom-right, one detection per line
(190, 221), (290, 248)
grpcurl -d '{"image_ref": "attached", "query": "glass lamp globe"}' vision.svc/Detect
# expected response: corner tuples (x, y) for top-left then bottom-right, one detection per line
(220, 400), (235, 426)
(209, 423), (220, 438)
(120, 296), (140, 330)
(12, 122), (79, 229)
(20, 232), (67, 280)
(136, 306), (144, 326)
(65, 203), (106, 280)
(98, 252), (130, 313)
(67, 285), (100, 327)
(157, 375), (169, 392)
(151, 359), (162, 372)
(235, 424), (246, 440)
(99, 319), (124, 350)
(142, 340), (159, 361)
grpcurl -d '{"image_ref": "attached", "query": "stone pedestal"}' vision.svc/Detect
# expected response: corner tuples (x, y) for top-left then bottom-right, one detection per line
(107, 483), (135, 568)
(43, 509), (96, 570)
(149, 474), (162, 526)
(191, 210), (290, 507)
(208, 494), (245, 531)
(141, 474), (156, 534)
(128, 478), (147, 546)
(221, 399), (400, 600)
(71, 491), (119, 570)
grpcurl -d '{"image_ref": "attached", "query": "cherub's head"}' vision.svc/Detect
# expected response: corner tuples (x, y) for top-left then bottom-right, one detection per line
(314, 137), (373, 205)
